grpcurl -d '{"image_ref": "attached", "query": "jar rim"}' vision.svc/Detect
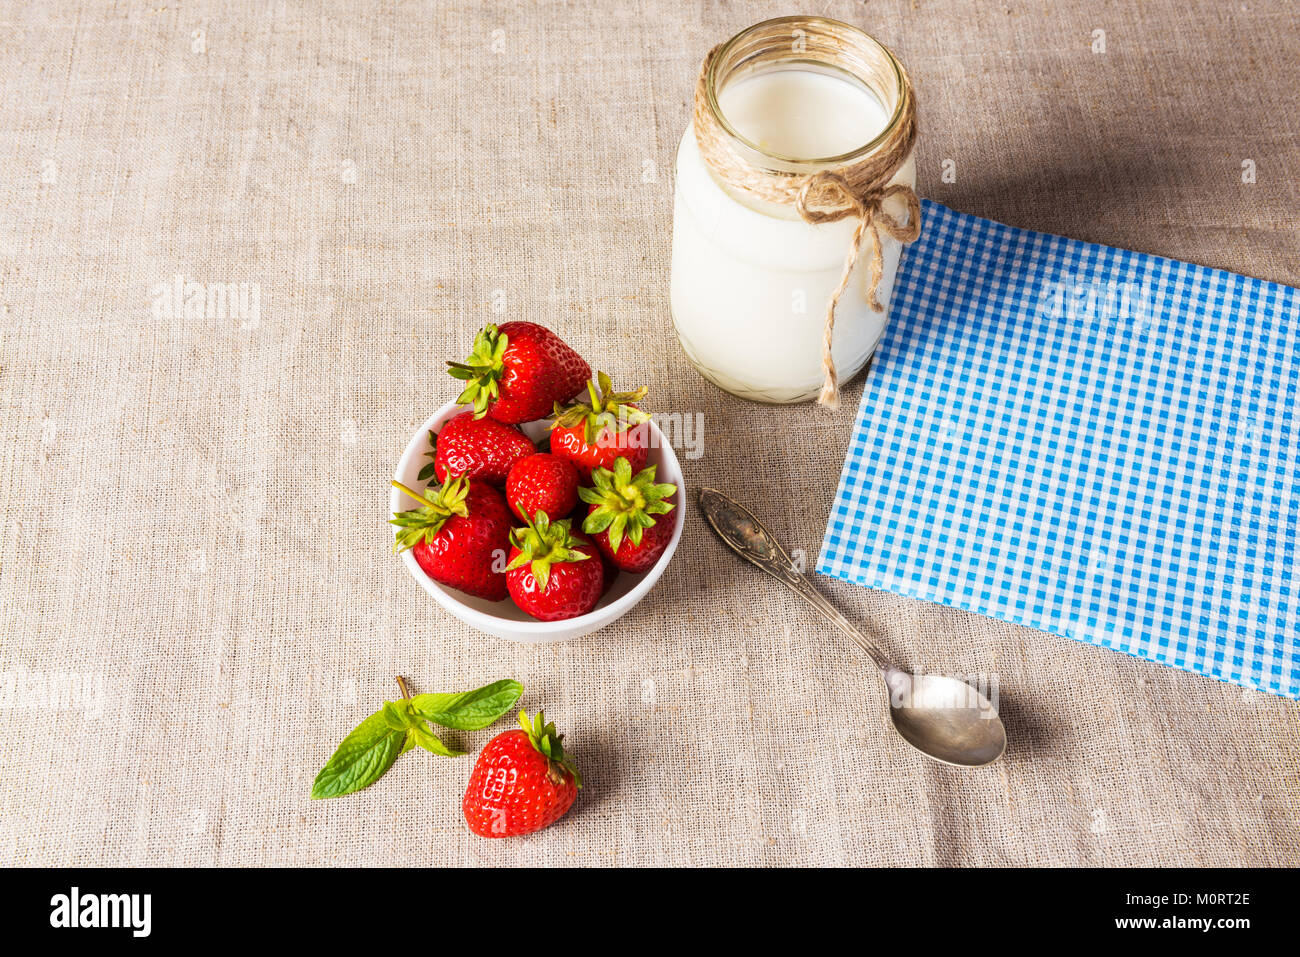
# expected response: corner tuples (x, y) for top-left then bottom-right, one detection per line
(705, 16), (909, 169)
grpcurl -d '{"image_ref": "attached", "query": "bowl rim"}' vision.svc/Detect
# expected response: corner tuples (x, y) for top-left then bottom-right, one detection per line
(388, 399), (686, 636)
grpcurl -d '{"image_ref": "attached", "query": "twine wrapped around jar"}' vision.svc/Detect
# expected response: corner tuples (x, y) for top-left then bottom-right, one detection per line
(692, 44), (922, 410)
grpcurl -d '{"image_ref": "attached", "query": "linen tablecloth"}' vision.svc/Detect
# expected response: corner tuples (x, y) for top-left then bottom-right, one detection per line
(1, 0), (1297, 866)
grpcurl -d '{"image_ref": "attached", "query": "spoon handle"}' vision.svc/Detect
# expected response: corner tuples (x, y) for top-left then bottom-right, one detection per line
(697, 488), (892, 671)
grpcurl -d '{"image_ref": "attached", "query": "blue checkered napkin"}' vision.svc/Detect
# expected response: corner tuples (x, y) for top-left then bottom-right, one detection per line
(817, 200), (1300, 699)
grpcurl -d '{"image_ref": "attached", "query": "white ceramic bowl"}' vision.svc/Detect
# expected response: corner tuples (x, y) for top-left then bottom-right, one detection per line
(389, 400), (686, 642)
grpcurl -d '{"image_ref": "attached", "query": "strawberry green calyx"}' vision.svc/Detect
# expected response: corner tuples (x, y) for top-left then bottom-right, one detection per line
(550, 371), (651, 444)
(504, 511), (590, 593)
(579, 456), (676, 554)
(389, 476), (472, 553)
(518, 709), (582, 789)
(447, 324), (510, 418)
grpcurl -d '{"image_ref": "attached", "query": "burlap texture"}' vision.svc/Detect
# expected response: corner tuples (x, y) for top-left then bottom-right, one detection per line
(0, 0), (1297, 866)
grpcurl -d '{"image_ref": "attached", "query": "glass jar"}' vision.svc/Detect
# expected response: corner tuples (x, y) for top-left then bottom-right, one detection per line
(670, 16), (917, 404)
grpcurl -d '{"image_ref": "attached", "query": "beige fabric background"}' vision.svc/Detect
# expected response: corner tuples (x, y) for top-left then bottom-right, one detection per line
(1, 0), (1297, 867)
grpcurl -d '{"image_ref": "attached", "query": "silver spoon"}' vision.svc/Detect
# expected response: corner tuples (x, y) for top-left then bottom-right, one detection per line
(698, 487), (1007, 767)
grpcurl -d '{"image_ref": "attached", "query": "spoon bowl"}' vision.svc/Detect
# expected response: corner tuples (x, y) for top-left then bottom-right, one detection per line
(883, 669), (1007, 767)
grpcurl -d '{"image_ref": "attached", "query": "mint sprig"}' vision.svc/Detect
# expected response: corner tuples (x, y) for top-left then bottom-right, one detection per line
(310, 676), (523, 799)
(410, 679), (530, 730)
(309, 710), (407, 800)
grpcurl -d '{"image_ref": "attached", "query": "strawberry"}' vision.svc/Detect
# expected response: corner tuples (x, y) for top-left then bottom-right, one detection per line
(505, 453), (580, 523)
(447, 322), (590, 424)
(390, 477), (512, 601)
(579, 457), (678, 573)
(425, 411), (535, 487)
(463, 710), (581, 838)
(550, 372), (652, 482)
(597, 547), (619, 595)
(504, 512), (604, 621)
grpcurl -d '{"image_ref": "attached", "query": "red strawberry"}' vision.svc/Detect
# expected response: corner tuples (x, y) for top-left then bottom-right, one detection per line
(390, 477), (512, 601)
(580, 456), (678, 573)
(426, 411), (535, 487)
(505, 453), (580, 523)
(463, 710), (581, 838)
(597, 548), (619, 595)
(550, 372), (652, 482)
(504, 512), (604, 621)
(448, 322), (590, 424)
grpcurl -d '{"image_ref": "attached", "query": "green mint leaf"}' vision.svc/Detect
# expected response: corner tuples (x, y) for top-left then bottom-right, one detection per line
(409, 721), (464, 757)
(410, 678), (523, 731)
(310, 711), (405, 799)
(382, 699), (417, 731)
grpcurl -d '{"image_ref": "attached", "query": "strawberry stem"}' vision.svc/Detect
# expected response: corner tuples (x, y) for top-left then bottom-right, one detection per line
(388, 476), (473, 553)
(578, 457), (676, 553)
(447, 324), (509, 418)
(504, 512), (590, 593)
(392, 479), (437, 508)
(551, 371), (651, 444)
(517, 709), (582, 789)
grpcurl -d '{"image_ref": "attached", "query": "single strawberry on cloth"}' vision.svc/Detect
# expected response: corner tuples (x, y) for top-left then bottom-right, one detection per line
(818, 200), (1300, 700)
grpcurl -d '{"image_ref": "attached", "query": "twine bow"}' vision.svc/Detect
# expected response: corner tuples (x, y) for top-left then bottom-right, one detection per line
(795, 173), (921, 407)
(692, 45), (922, 409)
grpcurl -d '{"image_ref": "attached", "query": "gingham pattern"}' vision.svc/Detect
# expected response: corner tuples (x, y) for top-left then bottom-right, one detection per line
(818, 200), (1300, 699)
